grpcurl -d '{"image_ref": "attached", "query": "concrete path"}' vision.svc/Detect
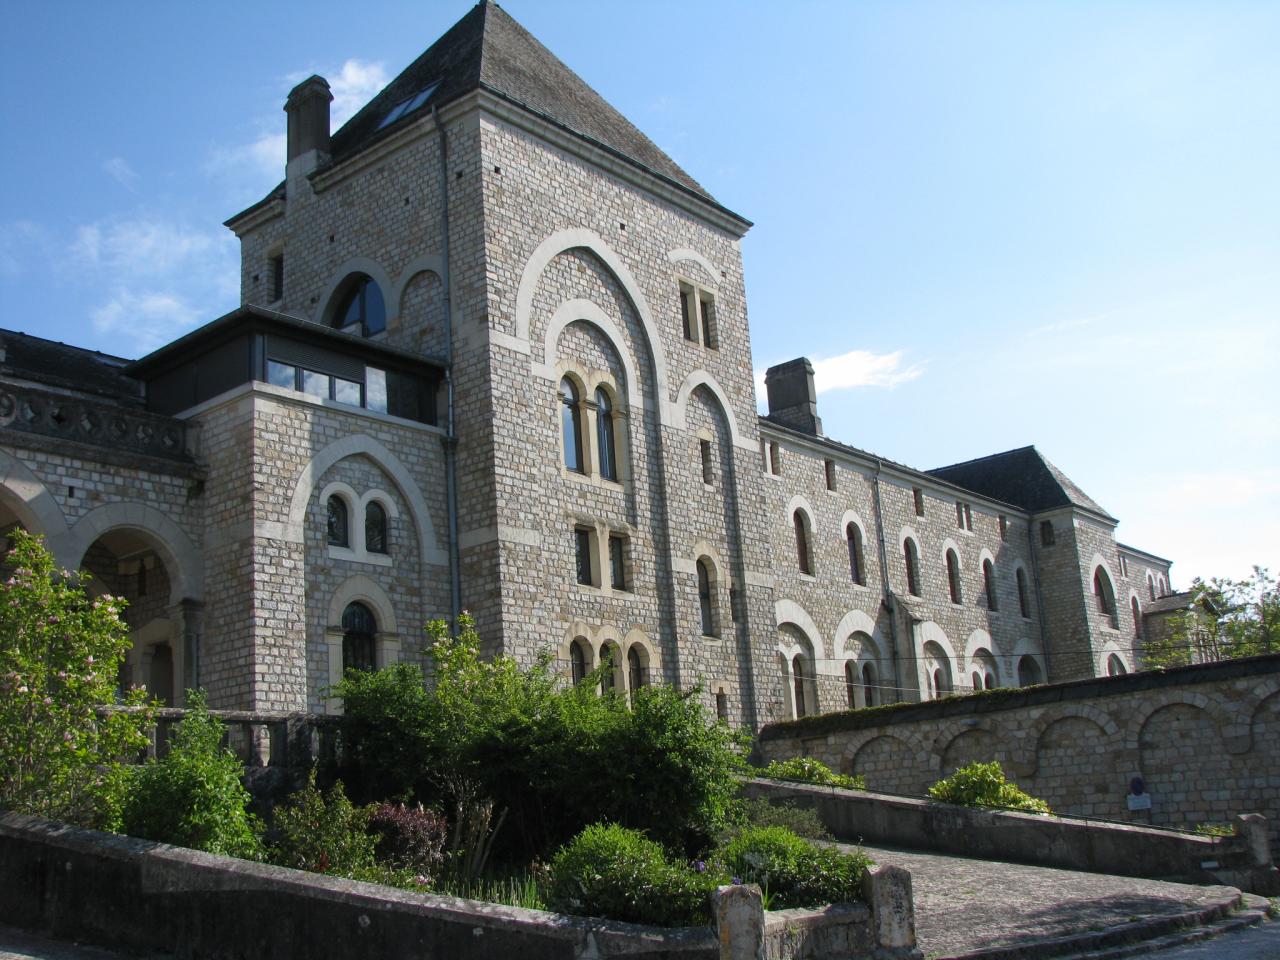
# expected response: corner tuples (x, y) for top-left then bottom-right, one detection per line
(856, 843), (1252, 960)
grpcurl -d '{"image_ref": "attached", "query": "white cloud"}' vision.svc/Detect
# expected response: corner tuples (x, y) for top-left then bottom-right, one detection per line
(71, 218), (230, 281)
(327, 59), (389, 126)
(103, 156), (138, 189)
(90, 289), (204, 354)
(811, 349), (924, 392)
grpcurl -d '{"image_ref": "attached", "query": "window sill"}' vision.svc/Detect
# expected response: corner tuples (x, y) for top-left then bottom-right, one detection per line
(798, 573), (816, 583)
(326, 546), (393, 567)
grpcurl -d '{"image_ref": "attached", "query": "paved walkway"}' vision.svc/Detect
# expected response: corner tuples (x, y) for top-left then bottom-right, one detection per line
(856, 843), (1247, 959)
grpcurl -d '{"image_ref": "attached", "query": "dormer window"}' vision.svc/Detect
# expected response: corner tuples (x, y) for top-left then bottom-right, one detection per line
(377, 80), (441, 130)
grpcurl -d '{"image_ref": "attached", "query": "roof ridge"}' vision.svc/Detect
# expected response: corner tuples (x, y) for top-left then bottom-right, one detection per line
(929, 444), (1038, 474)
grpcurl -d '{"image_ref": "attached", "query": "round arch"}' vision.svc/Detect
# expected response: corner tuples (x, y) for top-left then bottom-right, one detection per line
(0, 451), (72, 564)
(391, 254), (445, 318)
(672, 370), (750, 450)
(68, 503), (201, 605)
(774, 597), (825, 664)
(315, 258), (395, 328)
(666, 247), (720, 286)
(536, 298), (641, 403)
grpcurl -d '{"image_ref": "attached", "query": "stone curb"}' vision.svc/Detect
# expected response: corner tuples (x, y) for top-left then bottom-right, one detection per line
(932, 888), (1244, 960)
(1055, 910), (1271, 960)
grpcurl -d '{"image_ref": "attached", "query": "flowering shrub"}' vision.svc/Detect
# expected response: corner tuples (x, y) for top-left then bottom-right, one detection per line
(927, 761), (1052, 814)
(0, 531), (152, 828)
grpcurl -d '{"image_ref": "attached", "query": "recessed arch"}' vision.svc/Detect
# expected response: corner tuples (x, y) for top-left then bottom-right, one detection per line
(666, 247), (720, 286)
(315, 258), (395, 329)
(68, 503), (201, 605)
(775, 598), (826, 664)
(391, 254), (445, 318)
(0, 451), (72, 564)
(327, 574), (400, 636)
(516, 229), (670, 422)
(672, 369), (751, 450)
(535, 298), (641, 401)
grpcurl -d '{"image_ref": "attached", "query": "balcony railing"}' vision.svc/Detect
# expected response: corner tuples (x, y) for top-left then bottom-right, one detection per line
(0, 384), (191, 463)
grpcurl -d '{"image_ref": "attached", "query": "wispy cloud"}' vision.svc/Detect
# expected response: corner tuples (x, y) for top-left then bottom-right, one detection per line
(326, 59), (389, 125)
(103, 156), (139, 189)
(755, 349), (924, 405)
(72, 218), (226, 278)
(90, 289), (204, 355)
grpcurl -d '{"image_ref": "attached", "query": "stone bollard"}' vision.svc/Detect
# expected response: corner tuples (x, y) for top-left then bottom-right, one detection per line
(1233, 813), (1273, 868)
(712, 883), (764, 960)
(862, 864), (918, 955)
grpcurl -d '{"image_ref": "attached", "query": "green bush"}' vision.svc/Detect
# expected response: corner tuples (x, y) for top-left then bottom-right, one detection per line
(267, 775), (378, 876)
(547, 823), (719, 927)
(759, 757), (865, 790)
(927, 761), (1051, 814)
(718, 826), (871, 909)
(738, 797), (832, 841)
(121, 691), (261, 858)
(0, 531), (153, 829)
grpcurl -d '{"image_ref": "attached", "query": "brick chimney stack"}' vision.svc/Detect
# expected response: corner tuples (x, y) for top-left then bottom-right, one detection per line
(764, 357), (822, 435)
(284, 75), (333, 179)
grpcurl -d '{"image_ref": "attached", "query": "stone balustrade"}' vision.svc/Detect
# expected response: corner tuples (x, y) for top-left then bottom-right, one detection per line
(0, 384), (191, 463)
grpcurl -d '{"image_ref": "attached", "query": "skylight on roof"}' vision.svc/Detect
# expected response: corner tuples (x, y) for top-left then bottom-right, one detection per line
(376, 80), (441, 130)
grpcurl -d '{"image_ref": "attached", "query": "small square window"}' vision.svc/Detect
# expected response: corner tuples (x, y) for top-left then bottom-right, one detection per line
(608, 533), (627, 591)
(267, 360), (297, 389)
(824, 459), (837, 491)
(700, 438), (714, 485)
(574, 527), (594, 586)
(913, 487), (925, 516)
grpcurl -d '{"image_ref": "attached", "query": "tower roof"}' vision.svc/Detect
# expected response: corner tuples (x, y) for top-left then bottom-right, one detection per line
(927, 445), (1115, 521)
(333, 2), (710, 198)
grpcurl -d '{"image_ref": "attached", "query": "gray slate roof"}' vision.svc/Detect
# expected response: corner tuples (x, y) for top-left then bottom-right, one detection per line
(927, 445), (1115, 520)
(1144, 591), (1198, 615)
(0, 329), (142, 405)
(333, 2), (708, 197)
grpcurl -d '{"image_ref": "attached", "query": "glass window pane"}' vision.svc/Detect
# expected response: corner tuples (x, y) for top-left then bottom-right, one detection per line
(365, 502), (387, 554)
(363, 281), (386, 336)
(267, 360), (296, 389)
(301, 369), (329, 399)
(333, 377), (362, 406)
(366, 367), (388, 413)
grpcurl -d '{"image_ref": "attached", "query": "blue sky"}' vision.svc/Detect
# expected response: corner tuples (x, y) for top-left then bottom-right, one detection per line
(1, 1), (1276, 585)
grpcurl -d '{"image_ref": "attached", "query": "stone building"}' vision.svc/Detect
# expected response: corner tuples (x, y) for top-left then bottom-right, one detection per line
(0, 2), (1179, 727)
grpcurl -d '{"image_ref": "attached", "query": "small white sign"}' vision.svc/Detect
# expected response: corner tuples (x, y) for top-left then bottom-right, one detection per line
(1127, 793), (1152, 811)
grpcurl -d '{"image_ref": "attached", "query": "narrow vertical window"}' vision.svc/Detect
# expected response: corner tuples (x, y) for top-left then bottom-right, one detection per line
(365, 501), (388, 554)
(998, 515), (1008, 541)
(574, 527), (593, 586)
(956, 502), (965, 528)
(768, 442), (781, 475)
(600, 646), (617, 693)
(1093, 567), (1117, 627)
(983, 558), (997, 611)
(627, 646), (645, 693)
(792, 655), (809, 717)
(715, 690), (729, 721)
(913, 488), (924, 516)
(1017, 567), (1030, 618)
(327, 495), (349, 547)
(608, 533), (626, 591)
(697, 558), (717, 637)
(1040, 520), (1055, 546)
(946, 549), (962, 604)
(861, 663), (877, 707)
(847, 523), (865, 585)
(699, 295), (715, 348)
(904, 539), (921, 596)
(794, 511), (812, 576)
(560, 378), (583, 473)
(341, 602), (377, 673)
(1132, 596), (1143, 639)
(680, 287), (696, 341)
(595, 387), (617, 481)
(845, 661), (857, 708)
(269, 253), (284, 302)
(964, 504), (973, 530)
(824, 459), (837, 491)
(570, 638), (588, 684)
(1148, 576), (1156, 601)
(700, 438), (714, 485)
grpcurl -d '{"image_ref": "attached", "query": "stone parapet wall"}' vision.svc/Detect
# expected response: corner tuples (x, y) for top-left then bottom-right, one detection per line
(756, 654), (1280, 850)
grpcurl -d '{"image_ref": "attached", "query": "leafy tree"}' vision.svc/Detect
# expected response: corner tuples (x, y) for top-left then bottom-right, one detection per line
(0, 530), (152, 828)
(121, 690), (262, 858)
(1144, 567), (1279, 667)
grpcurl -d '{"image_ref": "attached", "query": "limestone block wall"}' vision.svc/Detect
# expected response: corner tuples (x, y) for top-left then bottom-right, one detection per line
(756, 654), (1280, 849)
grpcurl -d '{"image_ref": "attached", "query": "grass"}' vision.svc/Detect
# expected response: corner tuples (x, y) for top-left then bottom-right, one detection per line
(430, 869), (546, 910)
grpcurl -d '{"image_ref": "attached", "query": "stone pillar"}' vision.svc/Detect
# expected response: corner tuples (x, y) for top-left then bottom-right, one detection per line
(179, 597), (204, 694)
(712, 883), (764, 960)
(862, 864), (918, 955)
(1235, 813), (1274, 868)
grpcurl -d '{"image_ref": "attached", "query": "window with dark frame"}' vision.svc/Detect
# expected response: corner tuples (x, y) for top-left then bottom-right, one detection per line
(574, 527), (593, 586)
(913, 487), (924, 516)
(946, 549), (962, 604)
(999, 515), (1008, 541)
(1040, 520), (1055, 546)
(327, 495), (349, 547)
(269, 253), (284, 302)
(904, 538), (921, 596)
(824, 459), (837, 491)
(1017, 567), (1031, 618)
(561, 378), (584, 473)
(794, 511), (813, 576)
(700, 438), (714, 485)
(341, 601), (377, 673)
(983, 558), (998, 610)
(569, 638), (588, 684)
(332, 274), (387, 337)
(608, 533), (626, 591)
(595, 387), (617, 481)
(715, 690), (729, 721)
(697, 558), (717, 637)
(847, 523), (865, 585)
(365, 501), (388, 554)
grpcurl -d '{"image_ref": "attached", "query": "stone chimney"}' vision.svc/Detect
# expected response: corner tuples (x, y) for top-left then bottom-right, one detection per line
(764, 357), (822, 435)
(284, 75), (333, 179)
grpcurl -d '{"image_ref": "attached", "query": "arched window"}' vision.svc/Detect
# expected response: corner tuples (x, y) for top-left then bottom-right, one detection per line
(560, 378), (583, 473)
(327, 495), (349, 547)
(1016, 567), (1030, 618)
(1093, 567), (1117, 627)
(332, 274), (387, 337)
(1017, 654), (1043, 687)
(715, 690), (729, 721)
(845, 661), (857, 708)
(904, 538), (921, 596)
(1107, 653), (1127, 676)
(946, 549), (962, 604)
(627, 646), (646, 693)
(972, 670), (982, 692)
(569, 638), (589, 684)
(364, 501), (388, 554)
(983, 559), (998, 611)
(697, 558), (718, 637)
(341, 601), (377, 673)
(794, 511), (813, 575)
(1131, 596), (1143, 639)
(932, 668), (946, 699)
(846, 523), (865, 586)
(792, 654), (810, 717)
(1148, 575), (1156, 601)
(861, 662), (878, 707)
(600, 645), (617, 693)
(595, 387), (617, 481)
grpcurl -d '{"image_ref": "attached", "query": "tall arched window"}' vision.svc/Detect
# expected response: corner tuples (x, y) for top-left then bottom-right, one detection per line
(846, 523), (865, 585)
(1093, 567), (1117, 627)
(364, 501), (388, 554)
(945, 549), (962, 604)
(1017, 654), (1043, 686)
(333, 274), (387, 337)
(560, 378), (583, 473)
(627, 646), (646, 693)
(794, 511), (813, 575)
(595, 387), (617, 481)
(341, 601), (377, 673)
(792, 654), (810, 717)
(1016, 567), (1030, 618)
(904, 539), (921, 596)
(861, 662), (878, 707)
(569, 638), (588, 684)
(327, 495), (349, 547)
(844, 660), (857, 708)
(983, 558), (998, 611)
(1131, 596), (1143, 639)
(697, 558), (718, 637)
(600, 645), (617, 693)
(1107, 653), (1127, 676)
(1148, 575), (1156, 601)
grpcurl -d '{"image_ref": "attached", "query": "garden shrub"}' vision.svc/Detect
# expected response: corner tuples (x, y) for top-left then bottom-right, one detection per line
(267, 775), (378, 876)
(546, 823), (719, 927)
(368, 801), (448, 878)
(0, 531), (153, 829)
(738, 797), (832, 841)
(717, 826), (871, 909)
(759, 757), (865, 790)
(121, 691), (261, 858)
(927, 761), (1051, 814)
